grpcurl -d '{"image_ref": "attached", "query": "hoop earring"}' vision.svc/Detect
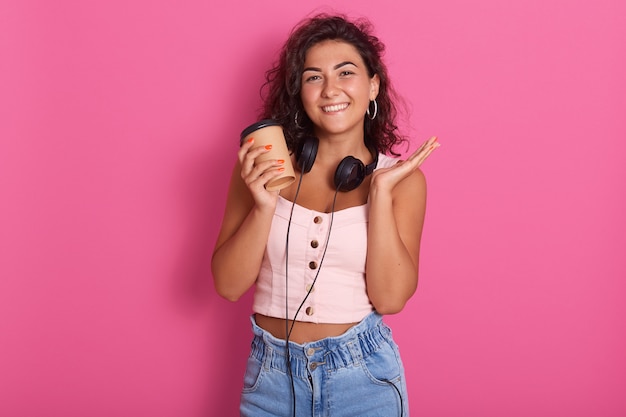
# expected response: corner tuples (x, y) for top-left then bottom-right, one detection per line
(366, 100), (378, 120)
(294, 111), (302, 128)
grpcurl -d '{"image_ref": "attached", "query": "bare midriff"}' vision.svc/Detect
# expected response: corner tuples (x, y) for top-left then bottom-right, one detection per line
(255, 314), (359, 344)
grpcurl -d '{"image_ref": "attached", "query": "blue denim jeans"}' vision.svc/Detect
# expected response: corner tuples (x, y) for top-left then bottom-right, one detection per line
(240, 312), (409, 417)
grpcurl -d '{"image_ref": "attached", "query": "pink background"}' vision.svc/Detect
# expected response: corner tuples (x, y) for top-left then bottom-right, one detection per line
(1, 0), (625, 416)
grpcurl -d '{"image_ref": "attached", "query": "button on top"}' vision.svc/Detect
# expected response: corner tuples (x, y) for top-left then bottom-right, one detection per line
(309, 361), (325, 371)
(308, 261), (318, 270)
(305, 284), (315, 293)
(313, 216), (323, 224)
(310, 240), (319, 248)
(305, 306), (314, 316)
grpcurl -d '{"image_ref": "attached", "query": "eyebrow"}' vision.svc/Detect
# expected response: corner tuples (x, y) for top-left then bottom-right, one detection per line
(302, 61), (358, 73)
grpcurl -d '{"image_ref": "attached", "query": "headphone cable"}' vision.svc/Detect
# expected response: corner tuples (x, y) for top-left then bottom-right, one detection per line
(282, 172), (402, 417)
(284, 171), (304, 417)
(286, 188), (338, 339)
(284, 177), (339, 417)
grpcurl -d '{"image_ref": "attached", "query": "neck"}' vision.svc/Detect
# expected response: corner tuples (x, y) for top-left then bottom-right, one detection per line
(314, 131), (372, 164)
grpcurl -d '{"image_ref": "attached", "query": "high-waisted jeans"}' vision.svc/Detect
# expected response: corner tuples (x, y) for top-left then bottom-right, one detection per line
(240, 312), (409, 417)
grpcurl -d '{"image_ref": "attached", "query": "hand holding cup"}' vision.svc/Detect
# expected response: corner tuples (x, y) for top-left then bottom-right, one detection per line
(239, 120), (296, 192)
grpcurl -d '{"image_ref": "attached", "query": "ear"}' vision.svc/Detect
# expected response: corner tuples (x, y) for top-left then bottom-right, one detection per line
(369, 74), (380, 100)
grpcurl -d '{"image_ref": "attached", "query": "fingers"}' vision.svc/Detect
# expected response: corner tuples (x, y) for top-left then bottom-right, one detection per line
(408, 136), (440, 167)
(246, 164), (285, 190)
(415, 136), (439, 156)
(238, 137), (259, 166)
(411, 136), (436, 156)
(239, 138), (266, 176)
(239, 137), (285, 189)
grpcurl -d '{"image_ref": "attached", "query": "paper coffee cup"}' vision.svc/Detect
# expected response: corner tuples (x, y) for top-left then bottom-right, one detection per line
(240, 119), (296, 191)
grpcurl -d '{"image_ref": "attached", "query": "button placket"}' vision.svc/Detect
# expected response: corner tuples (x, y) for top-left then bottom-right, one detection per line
(305, 346), (325, 372)
(303, 213), (327, 315)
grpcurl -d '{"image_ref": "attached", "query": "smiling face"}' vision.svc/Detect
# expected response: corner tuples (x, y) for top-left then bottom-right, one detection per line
(300, 40), (380, 141)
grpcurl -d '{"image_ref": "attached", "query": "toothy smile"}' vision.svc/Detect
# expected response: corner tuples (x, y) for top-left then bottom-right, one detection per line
(322, 103), (349, 112)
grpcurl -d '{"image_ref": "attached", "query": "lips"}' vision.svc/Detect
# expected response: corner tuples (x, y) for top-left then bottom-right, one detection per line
(322, 103), (349, 112)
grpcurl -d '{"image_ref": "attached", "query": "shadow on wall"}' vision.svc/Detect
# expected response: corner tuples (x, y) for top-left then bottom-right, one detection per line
(166, 137), (256, 414)
(165, 27), (287, 415)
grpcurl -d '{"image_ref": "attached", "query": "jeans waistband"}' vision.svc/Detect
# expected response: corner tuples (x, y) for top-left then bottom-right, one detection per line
(249, 311), (391, 379)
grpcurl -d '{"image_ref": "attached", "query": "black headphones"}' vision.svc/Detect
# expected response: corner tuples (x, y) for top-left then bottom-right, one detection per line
(295, 136), (379, 192)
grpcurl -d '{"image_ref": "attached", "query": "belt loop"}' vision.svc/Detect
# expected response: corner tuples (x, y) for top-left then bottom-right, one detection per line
(347, 340), (363, 362)
(263, 345), (273, 371)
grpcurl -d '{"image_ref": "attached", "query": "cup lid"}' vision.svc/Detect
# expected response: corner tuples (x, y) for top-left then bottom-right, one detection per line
(239, 119), (281, 145)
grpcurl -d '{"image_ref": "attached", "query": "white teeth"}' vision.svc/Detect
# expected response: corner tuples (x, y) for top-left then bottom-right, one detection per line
(322, 103), (348, 112)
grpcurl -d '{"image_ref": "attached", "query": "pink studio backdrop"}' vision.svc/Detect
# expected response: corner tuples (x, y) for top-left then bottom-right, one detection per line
(1, 0), (625, 416)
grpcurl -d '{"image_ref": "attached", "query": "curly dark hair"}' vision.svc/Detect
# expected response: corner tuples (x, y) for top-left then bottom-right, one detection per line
(260, 14), (406, 156)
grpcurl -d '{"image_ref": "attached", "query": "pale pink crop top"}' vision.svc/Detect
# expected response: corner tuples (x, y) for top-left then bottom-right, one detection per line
(252, 153), (399, 324)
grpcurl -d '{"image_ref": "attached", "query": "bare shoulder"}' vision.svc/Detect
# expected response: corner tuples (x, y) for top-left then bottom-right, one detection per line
(393, 167), (427, 206)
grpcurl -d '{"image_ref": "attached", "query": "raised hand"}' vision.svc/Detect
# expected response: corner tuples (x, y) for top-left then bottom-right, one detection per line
(371, 136), (440, 192)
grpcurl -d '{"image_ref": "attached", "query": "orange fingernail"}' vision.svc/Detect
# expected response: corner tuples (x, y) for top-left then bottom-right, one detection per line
(278, 167), (285, 172)
(247, 137), (254, 143)
(264, 144), (272, 150)
(277, 159), (285, 164)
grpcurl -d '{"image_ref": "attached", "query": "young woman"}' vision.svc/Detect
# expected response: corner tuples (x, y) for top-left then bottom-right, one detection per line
(212, 13), (439, 417)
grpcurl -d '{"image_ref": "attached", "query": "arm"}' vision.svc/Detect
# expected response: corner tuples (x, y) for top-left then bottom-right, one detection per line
(211, 139), (285, 301)
(365, 137), (439, 314)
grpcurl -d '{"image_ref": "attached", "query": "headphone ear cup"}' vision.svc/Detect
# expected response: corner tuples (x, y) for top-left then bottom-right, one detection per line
(334, 156), (365, 192)
(296, 137), (318, 174)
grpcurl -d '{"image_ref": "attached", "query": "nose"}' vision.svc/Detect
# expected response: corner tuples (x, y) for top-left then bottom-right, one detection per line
(321, 79), (339, 98)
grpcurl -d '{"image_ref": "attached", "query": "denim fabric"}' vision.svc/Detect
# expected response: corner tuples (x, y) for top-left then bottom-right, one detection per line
(240, 312), (409, 417)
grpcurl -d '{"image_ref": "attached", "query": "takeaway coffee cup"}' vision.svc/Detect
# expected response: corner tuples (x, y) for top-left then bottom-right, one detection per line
(239, 119), (296, 191)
